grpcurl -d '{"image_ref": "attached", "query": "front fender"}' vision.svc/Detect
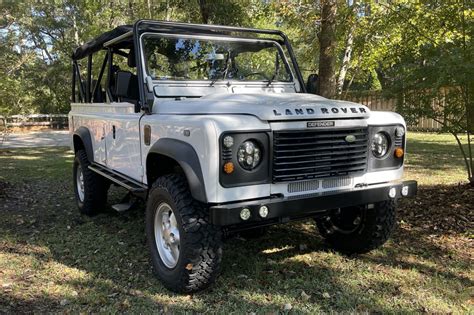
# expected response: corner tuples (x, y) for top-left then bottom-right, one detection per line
(148, 138), (207, 202)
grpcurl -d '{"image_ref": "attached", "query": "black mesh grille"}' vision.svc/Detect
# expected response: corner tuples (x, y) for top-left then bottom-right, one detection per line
(272, 128), (369, 182)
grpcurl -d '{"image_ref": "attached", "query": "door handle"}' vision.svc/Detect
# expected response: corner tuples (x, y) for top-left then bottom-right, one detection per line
(112, 125), (116, 139)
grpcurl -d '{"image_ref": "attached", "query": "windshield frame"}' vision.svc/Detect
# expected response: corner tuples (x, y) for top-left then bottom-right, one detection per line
(139, 32), (296, 86)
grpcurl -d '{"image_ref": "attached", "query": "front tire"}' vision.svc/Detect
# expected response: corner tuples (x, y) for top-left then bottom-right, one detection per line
(146, 174), (223, 293)
(73, 150), (109, 215)
(316, 201), (396, 254)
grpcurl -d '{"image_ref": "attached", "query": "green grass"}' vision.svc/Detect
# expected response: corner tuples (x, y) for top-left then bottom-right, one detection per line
(0, 133), (472, 313)
(404, 132), (470, 185)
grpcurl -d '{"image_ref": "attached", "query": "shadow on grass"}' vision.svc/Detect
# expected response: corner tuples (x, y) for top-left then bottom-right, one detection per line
(1, 182), (472, 313)
(0, 146), (472, 312)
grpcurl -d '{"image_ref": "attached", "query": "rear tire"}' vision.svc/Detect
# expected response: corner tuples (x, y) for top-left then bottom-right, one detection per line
(146, 174), (223, 293)
(73, 150), (109, 215)
(316, 201), (396, 254)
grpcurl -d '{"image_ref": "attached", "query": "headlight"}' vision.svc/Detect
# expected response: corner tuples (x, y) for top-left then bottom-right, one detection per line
(371, 132), (389, 158)
(237, 140), (261, 170)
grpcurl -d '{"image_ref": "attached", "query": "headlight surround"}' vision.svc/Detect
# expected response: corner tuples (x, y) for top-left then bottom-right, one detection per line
(237, 140), (262, 170)
(371, 132), (390, 158)
(219, 132), (270, 187)
(368, 125), (405, 171)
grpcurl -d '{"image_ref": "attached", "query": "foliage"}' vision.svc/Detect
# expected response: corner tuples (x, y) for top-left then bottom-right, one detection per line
(0, 0), (247, 116)
(0, 1), (472, 181)
(381, 1), (474, 184)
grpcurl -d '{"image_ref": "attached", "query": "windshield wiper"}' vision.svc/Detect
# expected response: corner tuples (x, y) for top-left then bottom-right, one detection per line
(266, 53), (280, 87)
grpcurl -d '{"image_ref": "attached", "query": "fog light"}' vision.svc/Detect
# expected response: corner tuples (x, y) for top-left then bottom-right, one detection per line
(240, 208), (251, 220)
(389, 187), (397, 198)
(401, 186), (409, 196)
(259, 205), (269, 218)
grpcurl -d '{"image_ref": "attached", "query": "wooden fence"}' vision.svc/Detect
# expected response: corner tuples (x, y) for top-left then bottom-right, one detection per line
(0, 114), (68, 130)
(1, 92), (444, 132)
(340, 91), (442, 131)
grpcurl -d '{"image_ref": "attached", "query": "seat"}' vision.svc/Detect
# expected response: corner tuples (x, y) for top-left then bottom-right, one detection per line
(115, 71), (139, 109)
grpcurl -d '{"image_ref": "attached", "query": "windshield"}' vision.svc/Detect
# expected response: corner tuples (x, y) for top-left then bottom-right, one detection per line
(142, 35), (292, 83)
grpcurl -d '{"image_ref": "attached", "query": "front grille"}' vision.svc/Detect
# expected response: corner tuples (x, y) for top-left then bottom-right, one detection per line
(273, 128), (368, 182)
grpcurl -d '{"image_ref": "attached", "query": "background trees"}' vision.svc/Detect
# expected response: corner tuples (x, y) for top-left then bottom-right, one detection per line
(0, 1), (472, 181)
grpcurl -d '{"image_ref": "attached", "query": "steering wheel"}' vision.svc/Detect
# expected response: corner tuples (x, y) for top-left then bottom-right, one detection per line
(241, 72), (270, 81)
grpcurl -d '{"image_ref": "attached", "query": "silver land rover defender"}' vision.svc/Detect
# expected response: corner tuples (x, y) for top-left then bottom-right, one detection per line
(69, 20), (417, 293)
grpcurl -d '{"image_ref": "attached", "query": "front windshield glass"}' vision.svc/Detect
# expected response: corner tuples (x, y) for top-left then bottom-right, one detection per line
(142, 35), (292, 83)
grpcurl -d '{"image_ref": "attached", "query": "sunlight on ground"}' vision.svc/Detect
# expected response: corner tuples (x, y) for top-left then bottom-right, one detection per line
(0, 134), (472, 313)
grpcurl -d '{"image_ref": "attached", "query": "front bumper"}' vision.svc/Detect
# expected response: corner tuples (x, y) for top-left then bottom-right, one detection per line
(210, 180), (417, 226)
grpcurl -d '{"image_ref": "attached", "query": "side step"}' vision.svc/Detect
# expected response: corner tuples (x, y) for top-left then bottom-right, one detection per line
(88, 163), (147, 198)
(111, 192), (139, 212)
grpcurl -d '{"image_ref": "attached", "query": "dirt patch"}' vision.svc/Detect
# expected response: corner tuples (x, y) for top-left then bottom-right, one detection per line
(399, 184), (474, 236)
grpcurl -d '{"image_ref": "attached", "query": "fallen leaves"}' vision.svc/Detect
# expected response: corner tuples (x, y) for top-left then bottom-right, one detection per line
(299, 244), (308, 251)
(0, 146), (472, 313)
(300, 290), (311, 301)
(283, 303), (292, 311)
(398, 185), (473, 236)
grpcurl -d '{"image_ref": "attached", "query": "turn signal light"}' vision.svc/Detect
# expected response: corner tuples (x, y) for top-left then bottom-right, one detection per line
(394, 147), (404, 158)
(223, 162), (234, 174)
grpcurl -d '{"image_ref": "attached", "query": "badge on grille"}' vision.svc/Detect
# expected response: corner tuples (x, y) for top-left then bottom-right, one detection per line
(345, 135), (357, 143)
(307, 121), (335, 128)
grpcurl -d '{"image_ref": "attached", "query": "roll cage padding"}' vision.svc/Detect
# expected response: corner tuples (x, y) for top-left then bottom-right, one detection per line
(73, 127), (94, 162)
(147, 138), (207, 203)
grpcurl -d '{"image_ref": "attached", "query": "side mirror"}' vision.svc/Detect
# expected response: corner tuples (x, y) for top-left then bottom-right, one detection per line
(306, 73), (319, 94)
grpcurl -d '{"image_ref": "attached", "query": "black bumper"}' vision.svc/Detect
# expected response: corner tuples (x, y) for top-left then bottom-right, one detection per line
(210, 180), (417, 226)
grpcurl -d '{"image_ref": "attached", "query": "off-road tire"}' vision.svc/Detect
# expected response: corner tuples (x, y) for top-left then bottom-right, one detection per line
(73, 150), (109, 215)
(146, 174), (223, 293)
(316, 201), (396, 254)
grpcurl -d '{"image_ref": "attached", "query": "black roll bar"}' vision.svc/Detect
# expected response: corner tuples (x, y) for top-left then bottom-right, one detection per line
(86, 54), (92, 102)
(92, 53), (108, 102)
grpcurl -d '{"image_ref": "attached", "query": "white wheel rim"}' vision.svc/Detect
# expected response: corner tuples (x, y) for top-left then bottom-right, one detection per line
(76, 165), (85, 202)
(154, 202), (180, 268)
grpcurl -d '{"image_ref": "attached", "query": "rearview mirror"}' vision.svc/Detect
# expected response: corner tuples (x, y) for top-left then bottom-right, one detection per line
(306, 74), (319, 95)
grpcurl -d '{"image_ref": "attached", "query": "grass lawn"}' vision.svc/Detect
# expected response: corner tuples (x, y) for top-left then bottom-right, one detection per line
(0, 132), (472, 313)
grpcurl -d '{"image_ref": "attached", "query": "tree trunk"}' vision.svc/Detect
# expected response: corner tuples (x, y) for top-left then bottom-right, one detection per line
(318, 0), (337, 99)
(337, 20), (356, 95)
(72, 13), (80, 46)
(198, 0), (210, 24)
(147, 0), (152, 19)
(165, 0), (171, 21)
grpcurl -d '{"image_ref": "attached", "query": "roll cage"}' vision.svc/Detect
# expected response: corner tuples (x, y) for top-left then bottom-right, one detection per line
(71, 20), (306, 112)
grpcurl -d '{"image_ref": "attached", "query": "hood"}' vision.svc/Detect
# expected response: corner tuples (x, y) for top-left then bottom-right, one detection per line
(155, 93), (370, 121)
